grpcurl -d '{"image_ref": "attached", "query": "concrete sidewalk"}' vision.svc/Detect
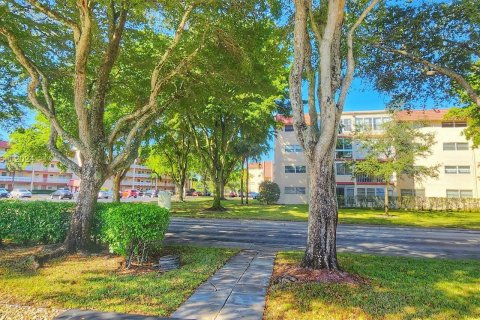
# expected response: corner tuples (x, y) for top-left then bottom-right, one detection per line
(172, 250), (276, 320)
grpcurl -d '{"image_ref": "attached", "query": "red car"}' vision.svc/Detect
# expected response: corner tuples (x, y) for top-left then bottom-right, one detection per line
(122, 189), (139, 198)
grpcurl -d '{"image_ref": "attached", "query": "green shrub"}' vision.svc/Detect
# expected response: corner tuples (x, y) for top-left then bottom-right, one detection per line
(99, 203), (170, 267)
(0, 201), (169, 258)
(0, 200), (74, 245)
(258, 181), (281, 204)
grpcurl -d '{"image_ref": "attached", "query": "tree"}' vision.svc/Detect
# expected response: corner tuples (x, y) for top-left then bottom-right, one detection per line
(289, 0), (379, 270)
(360, 1), (479, 121)
(145, 115), (194, 202)
(353, 119), (439, 215)
(1, 1), (280, 252)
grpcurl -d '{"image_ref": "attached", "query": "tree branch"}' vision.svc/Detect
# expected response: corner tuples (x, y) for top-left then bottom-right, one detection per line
(378, 45), (480, 108)
(337, 0), (379, 111)
(0, 26), (85, 154)
(26, 0), (81, 41)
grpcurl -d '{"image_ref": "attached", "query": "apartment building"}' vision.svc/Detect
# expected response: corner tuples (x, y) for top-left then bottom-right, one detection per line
(0, 141), (176, 193)
(273, 109), (480, 204)
(0, 141), (73, 191)
(247, 161), (273, 193)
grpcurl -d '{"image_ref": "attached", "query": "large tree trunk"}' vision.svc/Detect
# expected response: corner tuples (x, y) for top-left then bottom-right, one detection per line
(177, 182), (185, 202)
(64, 163), (102, 252)
(211, 177), (223, 210)
(112, 174), (122, 203)
(302, 144), (340, 270)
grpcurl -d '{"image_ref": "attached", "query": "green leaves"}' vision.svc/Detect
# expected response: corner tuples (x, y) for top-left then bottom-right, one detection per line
(99, 203), (170, 266)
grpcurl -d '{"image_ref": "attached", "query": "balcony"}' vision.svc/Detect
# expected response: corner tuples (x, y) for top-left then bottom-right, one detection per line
(355, 175), (385, 183)
(0, 176), (71, 184)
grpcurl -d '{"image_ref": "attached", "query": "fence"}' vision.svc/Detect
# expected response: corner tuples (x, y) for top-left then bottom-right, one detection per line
(337, 195), (480, 212)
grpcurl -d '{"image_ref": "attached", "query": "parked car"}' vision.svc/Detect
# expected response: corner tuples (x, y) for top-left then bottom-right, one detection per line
(122, 189), (139, 198)
(248, 192), (259, 199)
(229, 191), (237, 198)
(186, 189), (196, 196)
(203, 190), (212, 196)
(192, 191), (203, 196)
(51, 189), (74, 200)
(0, 188), (10, 198)
(9, 188), (32, 198)
(98, 190), (113, 199)
(143, 189), (159, 198)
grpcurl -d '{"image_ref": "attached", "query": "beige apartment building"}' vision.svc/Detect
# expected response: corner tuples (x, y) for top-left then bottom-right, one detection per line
(247, 161), (273, 193)
(0, 141), (176, 193)
(273, 109), (479, 204)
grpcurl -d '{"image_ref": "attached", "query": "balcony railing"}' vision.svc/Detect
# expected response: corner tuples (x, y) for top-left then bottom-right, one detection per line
(355, 175), (385, 183)
(0, 176), (71, 183)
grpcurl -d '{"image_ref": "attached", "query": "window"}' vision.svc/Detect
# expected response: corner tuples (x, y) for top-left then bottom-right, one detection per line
(285, 165), (306, 173)
(335, 163), (352, 175)
(443, 143), (456, 151)
(445, 166), (458, 174)
(458, 166), (471, 174)
(445, 166), (471, 174)
(284, 145), (302, 153)
(50, 164), (55, 168)
(336, 138), (353, 159)
(401, 189), (425, 197)
(284, 166), (296, 173)
(373, 117), (384, 130)
(284, 187), (306, 194)
(355, 118), (373, 131)
(443, 142), (469, 151)
(357, 188), (378, 196)
(296, 187), (306, 194)
(447, 189), (473, 198)
(296, 166), (306, 173)
(284, 125), (294, 132)
(442, 121), (467, 128)
(340, 119), (352, 132)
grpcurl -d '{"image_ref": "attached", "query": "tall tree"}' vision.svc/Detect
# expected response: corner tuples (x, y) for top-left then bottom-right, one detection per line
(353, 119), (439, 215)
(360, 0), (479, 126)
(0, 0), (276, 251)
(289, 0), (379, 270)
(145, 114), (194, 202)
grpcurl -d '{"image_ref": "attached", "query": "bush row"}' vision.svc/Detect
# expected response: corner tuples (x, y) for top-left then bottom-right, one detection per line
(0, 200), (170, 265)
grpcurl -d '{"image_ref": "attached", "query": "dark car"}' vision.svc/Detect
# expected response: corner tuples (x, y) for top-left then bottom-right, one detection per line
(51, 189), (73, 200)
(186, 189), (195, 196)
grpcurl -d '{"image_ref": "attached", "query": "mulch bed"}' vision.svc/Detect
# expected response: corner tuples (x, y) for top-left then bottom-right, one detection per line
(272, 262), (367, 285)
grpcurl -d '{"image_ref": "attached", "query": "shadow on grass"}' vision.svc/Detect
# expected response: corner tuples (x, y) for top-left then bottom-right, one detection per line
(267, 252), (480, 320)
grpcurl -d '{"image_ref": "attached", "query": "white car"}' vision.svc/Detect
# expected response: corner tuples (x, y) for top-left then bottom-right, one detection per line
(9, 188), (32, 198)
(98, 190), (113, 199)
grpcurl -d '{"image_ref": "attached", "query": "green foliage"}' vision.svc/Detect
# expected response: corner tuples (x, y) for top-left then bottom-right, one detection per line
(0, 200), (73, 245)
(353, 119), (439, 185)
(99, 203), (170, 267)
(258, 181), (280, 204)
(360, 0), (480, 109)
(0, 201), (169, 260)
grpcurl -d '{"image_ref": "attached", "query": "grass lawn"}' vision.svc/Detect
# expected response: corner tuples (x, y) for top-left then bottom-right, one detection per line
(170, 198), (480, 229)
(265, 251), (480, 320)
(0, 245), (237, 317)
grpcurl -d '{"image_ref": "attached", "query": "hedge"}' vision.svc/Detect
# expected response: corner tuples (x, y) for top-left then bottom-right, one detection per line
(0, 201), (170, 258)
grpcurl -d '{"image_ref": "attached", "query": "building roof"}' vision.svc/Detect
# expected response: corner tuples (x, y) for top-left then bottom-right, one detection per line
(0, 141), (9, 149)
(395, 109), (450, 121)
(276, 109), (454, 125)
